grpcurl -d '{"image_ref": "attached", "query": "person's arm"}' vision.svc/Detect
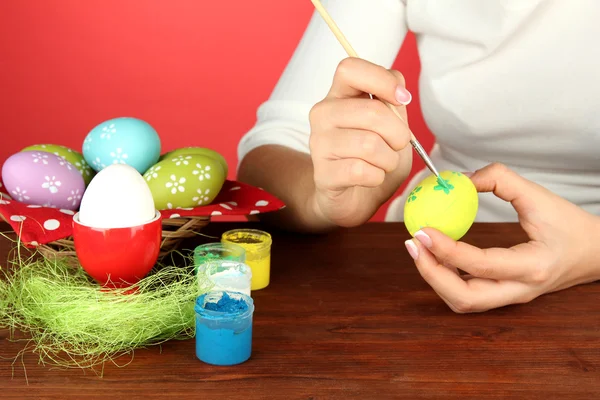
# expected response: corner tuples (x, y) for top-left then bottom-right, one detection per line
(238, 145), (323, 232)
(237, 0), (409, 233)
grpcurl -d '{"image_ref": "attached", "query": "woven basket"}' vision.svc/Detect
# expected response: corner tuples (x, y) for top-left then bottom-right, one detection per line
(1, 179), (284, 263)
(158, 215), (210, 256)
(34, 215), (210, 261)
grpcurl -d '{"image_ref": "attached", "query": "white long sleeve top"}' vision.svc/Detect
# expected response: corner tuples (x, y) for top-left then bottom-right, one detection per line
(237, 0), (600, 222)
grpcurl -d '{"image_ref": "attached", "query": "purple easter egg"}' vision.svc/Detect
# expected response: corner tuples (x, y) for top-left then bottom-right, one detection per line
(1, 150), (86, 210)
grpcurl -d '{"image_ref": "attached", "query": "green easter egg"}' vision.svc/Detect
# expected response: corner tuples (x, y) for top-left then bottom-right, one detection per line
(160, 147), (228, 176)
(143, 154), (226, 210)
(21, 144), (95, 186)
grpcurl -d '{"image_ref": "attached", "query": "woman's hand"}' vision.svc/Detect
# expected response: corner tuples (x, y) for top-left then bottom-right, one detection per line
(308, 57), (414, 228)
(404, 163), (600, 313)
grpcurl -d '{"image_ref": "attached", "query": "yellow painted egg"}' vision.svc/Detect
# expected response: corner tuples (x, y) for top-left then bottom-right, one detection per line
(403, 171), (478, 240)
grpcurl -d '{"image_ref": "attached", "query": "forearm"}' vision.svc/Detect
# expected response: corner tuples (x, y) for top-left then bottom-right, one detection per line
(237, 145), (337, 233)
(237, 144), (413, 233)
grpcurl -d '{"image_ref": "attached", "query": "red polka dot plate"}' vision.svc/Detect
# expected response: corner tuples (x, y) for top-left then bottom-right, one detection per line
(0, 179), (285, 248)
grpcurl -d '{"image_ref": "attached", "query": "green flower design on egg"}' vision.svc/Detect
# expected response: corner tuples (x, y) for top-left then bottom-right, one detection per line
(433, 178), (454, 194)
(407, 185), (422, 203)
(143, 154), (226, 210)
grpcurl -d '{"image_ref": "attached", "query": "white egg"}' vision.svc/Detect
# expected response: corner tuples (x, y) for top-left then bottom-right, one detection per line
(78, 164), (156, 229)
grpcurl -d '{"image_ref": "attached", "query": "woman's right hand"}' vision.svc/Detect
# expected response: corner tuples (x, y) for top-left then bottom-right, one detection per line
(308, 57), (414, 227)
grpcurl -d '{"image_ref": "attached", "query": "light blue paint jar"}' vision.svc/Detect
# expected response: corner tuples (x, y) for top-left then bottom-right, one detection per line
(193, 242), (246, 275)
(194, 291), (254, 366)
(203, 260), (253, 296)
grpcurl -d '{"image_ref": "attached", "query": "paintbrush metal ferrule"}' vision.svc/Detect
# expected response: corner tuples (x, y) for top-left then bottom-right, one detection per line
(410, 139), (441, 179)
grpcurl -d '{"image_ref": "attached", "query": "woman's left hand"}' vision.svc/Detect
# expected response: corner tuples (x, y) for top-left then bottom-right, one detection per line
(404, 163), (600, 313)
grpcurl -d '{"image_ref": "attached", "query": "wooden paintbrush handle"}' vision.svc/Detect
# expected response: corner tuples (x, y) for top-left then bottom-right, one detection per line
(310, 0), (413, 136)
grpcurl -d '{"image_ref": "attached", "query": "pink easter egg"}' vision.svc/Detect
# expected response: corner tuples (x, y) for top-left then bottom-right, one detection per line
(1, 150), (86, 210)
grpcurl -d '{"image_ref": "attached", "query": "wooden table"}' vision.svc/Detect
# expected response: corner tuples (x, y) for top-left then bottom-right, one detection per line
(2, 221), (600, 399)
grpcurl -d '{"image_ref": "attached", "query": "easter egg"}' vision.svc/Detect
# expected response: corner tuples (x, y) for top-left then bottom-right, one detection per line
(161, 147), (228, 176)
(21, 144), (95, 186)
(403, 171), (478, 241)
(79, 164), (156, 229)
(1, 151), (86, 210)
(143, 154), (226, 210)
(82, 117), (161, 174)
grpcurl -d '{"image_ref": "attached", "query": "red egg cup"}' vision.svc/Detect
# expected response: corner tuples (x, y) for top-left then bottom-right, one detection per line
(72, 210), (162, 289)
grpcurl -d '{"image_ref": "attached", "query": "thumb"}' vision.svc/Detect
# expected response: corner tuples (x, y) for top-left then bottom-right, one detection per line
(372, 69), (410, 125)
(388, 69), (411, 109)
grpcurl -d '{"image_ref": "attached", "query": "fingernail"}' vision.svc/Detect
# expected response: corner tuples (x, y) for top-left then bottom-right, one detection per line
(395, 85), (412, 105)
(405, 240), (419, 260)
(414, 230), (432, 248)
(461, 171), (474, 177)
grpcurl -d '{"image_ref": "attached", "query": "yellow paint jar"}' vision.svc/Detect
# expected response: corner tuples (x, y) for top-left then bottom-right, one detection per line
(221, 229), (272, 291)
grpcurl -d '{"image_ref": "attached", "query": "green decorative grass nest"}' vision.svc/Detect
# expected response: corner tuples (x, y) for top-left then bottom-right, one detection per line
(0, 238), (212, 375)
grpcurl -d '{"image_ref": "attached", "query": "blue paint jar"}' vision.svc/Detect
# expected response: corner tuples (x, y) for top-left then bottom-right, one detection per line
(194, 291), (254, 366)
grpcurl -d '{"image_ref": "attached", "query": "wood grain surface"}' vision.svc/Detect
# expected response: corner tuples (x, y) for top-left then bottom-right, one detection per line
(1, 222), (599, 399)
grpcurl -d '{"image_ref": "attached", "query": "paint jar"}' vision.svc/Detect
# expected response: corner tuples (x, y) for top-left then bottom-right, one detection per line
(221, 229), (272, 291)
(194, 291), (254, 366)
(204, 260), (252, 296)
(193, 242), (246, 275)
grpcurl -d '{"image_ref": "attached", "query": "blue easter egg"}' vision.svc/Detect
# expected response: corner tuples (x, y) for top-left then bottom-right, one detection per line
(82, 117), (161, 174)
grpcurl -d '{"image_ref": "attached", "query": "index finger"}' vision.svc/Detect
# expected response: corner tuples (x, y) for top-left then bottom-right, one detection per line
(469, 163), (551, 216)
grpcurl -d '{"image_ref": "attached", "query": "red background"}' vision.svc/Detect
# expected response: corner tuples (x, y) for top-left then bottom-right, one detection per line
(0, 1), (433, 222)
